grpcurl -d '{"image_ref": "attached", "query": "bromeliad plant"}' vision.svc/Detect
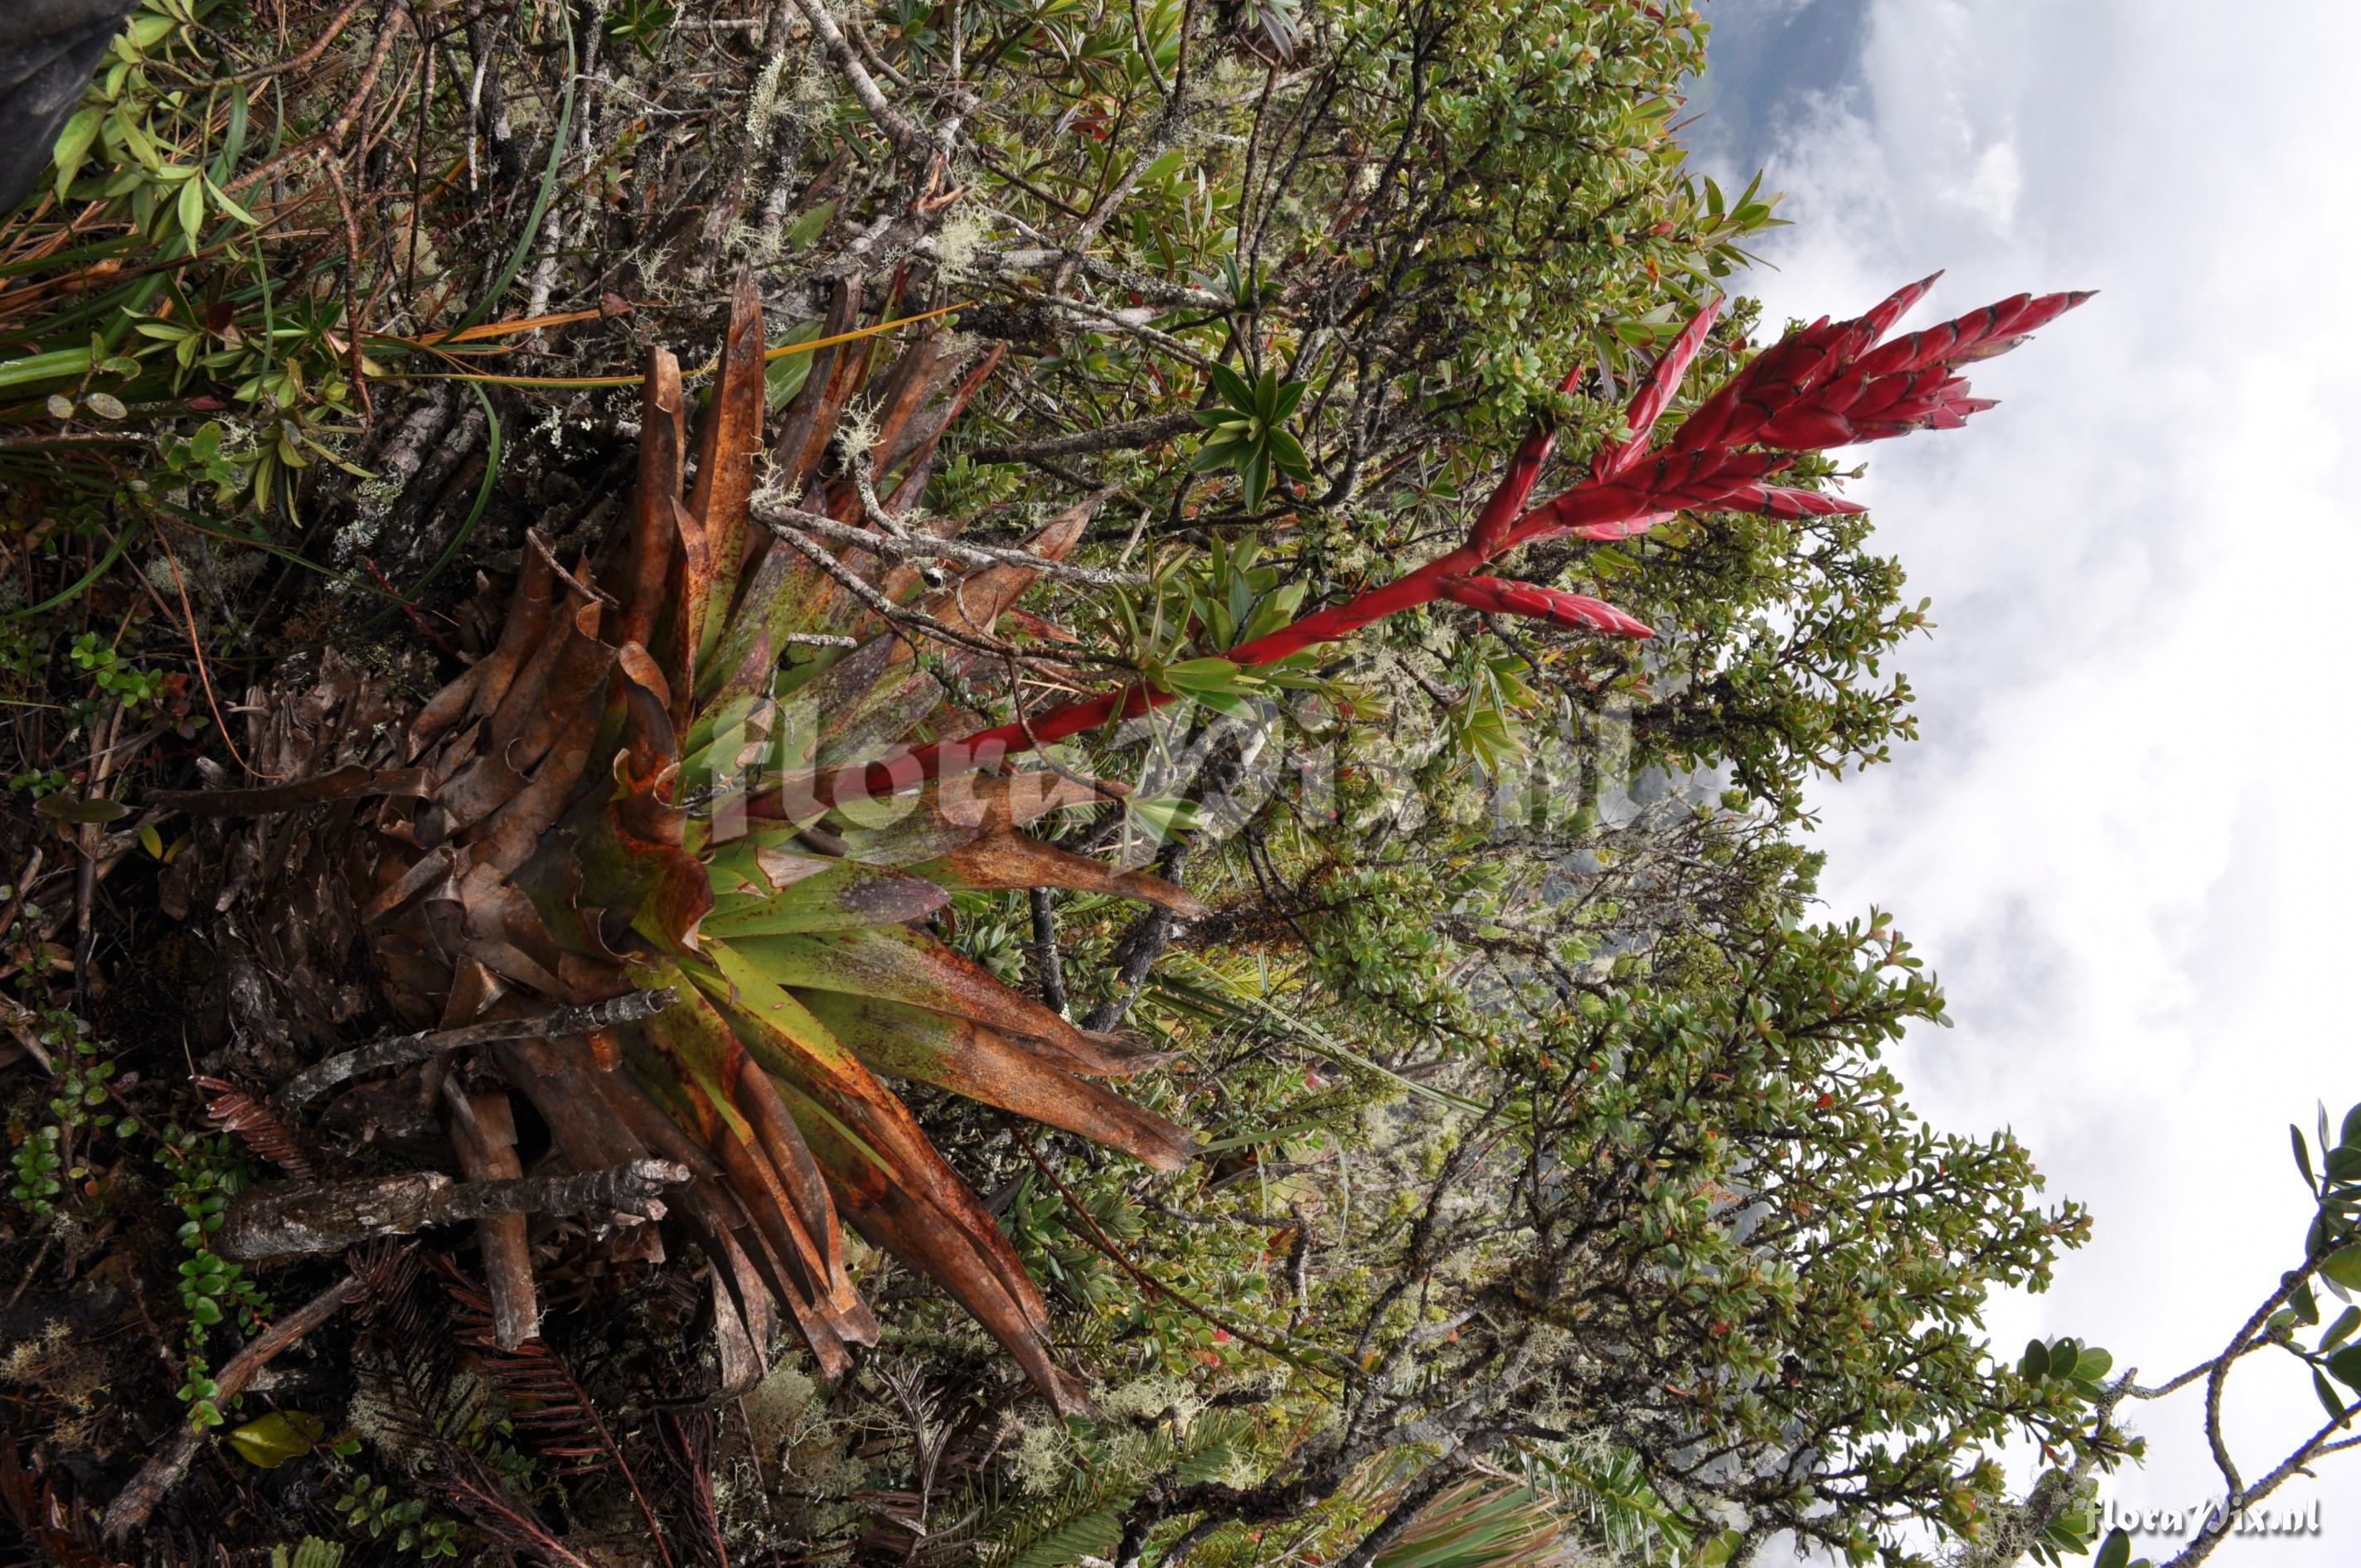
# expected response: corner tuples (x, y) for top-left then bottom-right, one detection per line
(172, 272), (2080, 1411)
(175, 273), (1199, 1411)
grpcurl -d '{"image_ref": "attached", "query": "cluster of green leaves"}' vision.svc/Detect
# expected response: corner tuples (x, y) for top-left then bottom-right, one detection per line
(953, 1403), (1259, 1568)
(48, 0), (259, 237)
(1109, 532), (1334, 717)
(1190, 366), (1311, 511)
(2282, 1102), (2361, 1417)
(334, 1470), (459, 1561)
(4, 1012), (131, 1222)
(0, 0), (385, 806)
(6, 0), (353, 509)
(1489, 907), (2097, 1559)
(156, 1124), (269, 1425)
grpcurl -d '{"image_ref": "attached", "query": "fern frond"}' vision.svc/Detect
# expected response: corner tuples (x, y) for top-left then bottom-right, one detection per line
(435, 1256), (677, 1568)
(195, 1074), (323, 1178)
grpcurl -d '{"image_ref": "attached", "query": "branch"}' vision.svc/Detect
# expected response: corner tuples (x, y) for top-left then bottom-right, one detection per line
(1029, 887), (1069, 1015)
(1337, 1459), (1473, 1568)
(1016, 1133), (1349, 1382)
(216, 1159), (692, 1261)
(759, 510), (1127, 672)
(279, 989), (677, 1106)
(971, 409), (1205, 467)
(101, 1273), (365, 1541)
(754, 500), (1147, 588)
(781, 0), (933, 161)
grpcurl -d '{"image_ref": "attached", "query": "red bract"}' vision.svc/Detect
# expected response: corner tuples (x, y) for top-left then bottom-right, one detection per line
(801, 278), (2087, 813)
(1668, 276), (2092, 456)
(1438, 576), (1654, 639)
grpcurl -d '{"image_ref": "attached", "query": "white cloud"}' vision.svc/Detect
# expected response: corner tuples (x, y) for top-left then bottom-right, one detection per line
(1702, 0), (2361, 1556)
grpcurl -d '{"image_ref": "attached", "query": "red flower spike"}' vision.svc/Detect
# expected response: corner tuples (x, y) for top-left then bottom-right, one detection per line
(1593, 296), (1724, 482)
(1848, 289), (2092, 382)
(1438, 575), (1654, 638)
(807, 277), (2083, 811)
(1467, 361), (1592, 557)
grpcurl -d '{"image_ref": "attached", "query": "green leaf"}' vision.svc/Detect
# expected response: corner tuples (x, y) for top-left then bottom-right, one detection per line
(2094, 1527), (2131, 1568)
(2322, 1245), (2361, 1291)
(35, 794), (128, 825)
(51, 106), (101, 199)
(1127, 796), (1201, 837)
(1267, 426), (1310, 477)
(1190, 432), (1246, 471)
(2019, 1339), (2047, 1379)
(0, 346), (95, 391)
(783, 197), (836, 252)
(2073, 1347), (2113, 1382)
(2322, 1306), (2361, 1352)
(177, 173), (205, 240)
(1239, 448), (1270, 509)
(206, 176), (257, 226)
(701, 856), (949, 936)
(1207, 361), (1254, 412)
(1695, 1530), (1744, 1567)
(1160, 656), (1241, 694)
(227, 1410), (325, 1469)
(2317, 1367), (2350, 1421)
(2326, 1341), (2361, 1391)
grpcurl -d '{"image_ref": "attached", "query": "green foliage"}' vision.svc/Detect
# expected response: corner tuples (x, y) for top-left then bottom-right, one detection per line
(12, 0), (359, 516)
(1190, 365), (1311, 511)
(955, 1405), (1255, 1566)
(269, 1540), (346, 1568)
(157, 1125), (268, 1426)
(1111, 532), (1332, 716)
(5, 1014), (131, 1222)
(334, 1472), (458, 1560)
(2281, 1104), (2361, 1417)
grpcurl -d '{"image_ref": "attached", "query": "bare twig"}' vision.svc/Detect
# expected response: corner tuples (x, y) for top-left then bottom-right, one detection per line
(754, 500), (1147, 589)
(216, 1157), (693, 1261)
(101, 1273), (366, 1540)
(444, 1084), (538, 1348)
(279, 988), (677, 1106)
(971, 409), (1205, 466)
(1029, 887), (1068, 1016)
(208, 0), (369, 87)
(759, 512), (1126, 674)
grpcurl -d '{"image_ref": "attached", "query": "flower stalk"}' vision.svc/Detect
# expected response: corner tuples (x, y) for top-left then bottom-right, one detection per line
(791, 277), (2090, 814)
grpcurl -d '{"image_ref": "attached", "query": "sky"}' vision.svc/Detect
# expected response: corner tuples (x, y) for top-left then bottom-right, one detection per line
(1684, 0), (2361, 1561)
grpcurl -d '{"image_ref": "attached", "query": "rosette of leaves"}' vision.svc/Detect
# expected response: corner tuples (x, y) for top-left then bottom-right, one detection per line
(1190, 362), (1311, 509)
(170, 276), (1199, 1411)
